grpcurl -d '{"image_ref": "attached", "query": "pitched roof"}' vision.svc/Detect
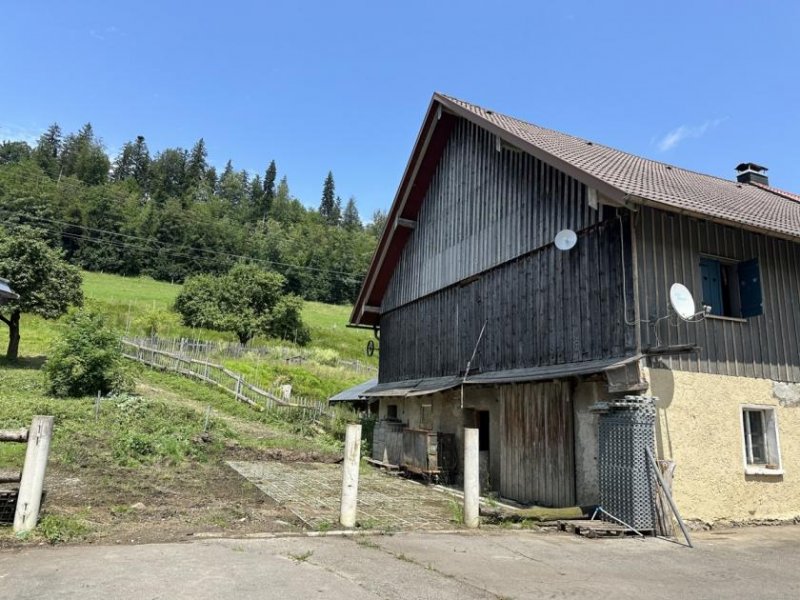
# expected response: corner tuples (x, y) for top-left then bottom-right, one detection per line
(442, 94), (800, 240)
(350, 93), (800, 326)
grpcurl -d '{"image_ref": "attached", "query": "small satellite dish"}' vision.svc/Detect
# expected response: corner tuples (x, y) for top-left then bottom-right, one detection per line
(669, 283), (696, 320)
(554, 229), (578, 251)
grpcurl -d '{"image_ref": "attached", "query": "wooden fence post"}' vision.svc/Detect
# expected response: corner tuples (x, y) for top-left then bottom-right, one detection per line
(339, 423), (362, 528)
(14, 416), (54, 534)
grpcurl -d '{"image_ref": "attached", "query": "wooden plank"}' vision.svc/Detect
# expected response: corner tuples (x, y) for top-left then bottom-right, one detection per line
(0, 429), (28, 443)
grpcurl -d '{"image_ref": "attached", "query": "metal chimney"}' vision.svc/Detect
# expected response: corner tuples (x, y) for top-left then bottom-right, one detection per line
(735, 163), (769, 186)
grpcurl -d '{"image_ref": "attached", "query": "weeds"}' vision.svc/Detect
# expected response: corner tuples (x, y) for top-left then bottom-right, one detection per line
(289, 550), (314, 562)
(36, 514), (91, 544)
(448, 499), (464, 525)
(354, 536), (381, 549)
(315, 519), (332, 532)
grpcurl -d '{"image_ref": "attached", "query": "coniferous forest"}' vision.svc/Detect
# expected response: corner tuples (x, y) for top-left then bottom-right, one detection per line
(0, 125), (386, 305)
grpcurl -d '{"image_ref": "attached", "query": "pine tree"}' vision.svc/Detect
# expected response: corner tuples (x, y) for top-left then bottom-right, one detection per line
(112, 143), (136, 182)
(261, 160), (277, 218)
(331, 195), (342, 226)
(342, 196), (362, 230)
(33, 123), (62, 178)
(319, 171), (336, 224)
(59, 123), (110, 185)
(131, 136), (150, 190)
(186, 138), (208, 186)
(249, 174), (263, 210)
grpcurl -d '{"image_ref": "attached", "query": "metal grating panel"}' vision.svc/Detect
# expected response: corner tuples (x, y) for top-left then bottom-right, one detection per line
(598, 396), (656, 531)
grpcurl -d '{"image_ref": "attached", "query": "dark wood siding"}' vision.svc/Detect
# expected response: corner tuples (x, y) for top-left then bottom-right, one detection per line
(499, 382), (575, 507)
(379, 217), (637, 382)
(383, 117), (601, 312)
(635, 206), (800, 382)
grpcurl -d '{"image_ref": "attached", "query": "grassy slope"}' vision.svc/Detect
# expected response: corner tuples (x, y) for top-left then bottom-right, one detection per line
(1, 271), (375, 398)
(82, 271), (375, 362)
(0, 270), (366, 543)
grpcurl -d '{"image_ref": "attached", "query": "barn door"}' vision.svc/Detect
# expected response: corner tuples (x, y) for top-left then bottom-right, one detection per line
(499, 382), (575, 507)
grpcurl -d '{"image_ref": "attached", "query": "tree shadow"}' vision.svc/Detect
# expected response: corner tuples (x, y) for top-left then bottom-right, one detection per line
(0, 355), (47, 370)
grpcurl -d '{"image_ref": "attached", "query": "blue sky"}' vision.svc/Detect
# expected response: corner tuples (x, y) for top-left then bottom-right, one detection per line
(3, 1), (799, 218)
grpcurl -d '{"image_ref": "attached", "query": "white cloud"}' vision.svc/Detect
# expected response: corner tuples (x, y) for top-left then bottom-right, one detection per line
(89, 25), (121, 41)
(656, 117), (727, 152)
(0, 123), (43, 145)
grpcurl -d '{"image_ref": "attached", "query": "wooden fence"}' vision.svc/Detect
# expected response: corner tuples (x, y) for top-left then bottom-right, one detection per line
(121, 339), (328, 417)
(124, 336), (377, 377)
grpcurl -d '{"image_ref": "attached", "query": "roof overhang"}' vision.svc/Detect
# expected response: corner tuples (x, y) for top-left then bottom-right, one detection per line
(361, 355), (640, 398)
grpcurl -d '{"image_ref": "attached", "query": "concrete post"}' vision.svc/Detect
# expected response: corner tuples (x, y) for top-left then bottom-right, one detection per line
(14, 416), (54, 534)
(339, 423), (362, 528)
(463, 427), (480, 528)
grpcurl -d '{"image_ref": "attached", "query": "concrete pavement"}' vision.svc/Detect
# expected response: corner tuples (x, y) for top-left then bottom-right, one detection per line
(2, 527), (799, 599)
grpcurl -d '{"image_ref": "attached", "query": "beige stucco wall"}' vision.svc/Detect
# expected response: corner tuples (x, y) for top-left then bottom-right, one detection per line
(646, 367), (800, 524)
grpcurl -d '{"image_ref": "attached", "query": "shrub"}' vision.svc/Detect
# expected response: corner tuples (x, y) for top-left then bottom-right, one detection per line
(132, 307), (179, 338)
(174, 262), (311, 346)
(44, 309), (132, 397)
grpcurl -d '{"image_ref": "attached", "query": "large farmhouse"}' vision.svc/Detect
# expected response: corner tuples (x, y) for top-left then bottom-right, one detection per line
(350, 93), (800, 524)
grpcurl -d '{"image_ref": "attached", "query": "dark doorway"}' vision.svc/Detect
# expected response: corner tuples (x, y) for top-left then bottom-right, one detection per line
(478, 410), (491, 492)
(478, 411), (490, 451)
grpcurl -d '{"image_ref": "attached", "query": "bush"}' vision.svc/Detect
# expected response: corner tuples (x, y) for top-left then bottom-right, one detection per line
(132, 307), (179, 338)
(174, 262), (311, 346)
(44, 309), (132, 397)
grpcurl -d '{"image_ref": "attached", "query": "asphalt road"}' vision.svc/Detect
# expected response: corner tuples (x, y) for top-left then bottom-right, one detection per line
(2, 526), (799, 599)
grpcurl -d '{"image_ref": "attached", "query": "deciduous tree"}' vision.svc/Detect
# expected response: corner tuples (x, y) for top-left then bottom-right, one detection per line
(0, 228), (83, 360)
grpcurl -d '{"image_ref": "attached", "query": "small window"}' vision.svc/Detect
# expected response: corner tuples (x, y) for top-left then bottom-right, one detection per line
(420, 404), (433, 430)
(700, 257), (762, 318)
(741, 406), (782, 475)
(386, 404), (398, 420)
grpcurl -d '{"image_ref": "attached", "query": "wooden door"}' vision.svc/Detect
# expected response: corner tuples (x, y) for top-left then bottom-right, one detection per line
(499, 382), (575, 507)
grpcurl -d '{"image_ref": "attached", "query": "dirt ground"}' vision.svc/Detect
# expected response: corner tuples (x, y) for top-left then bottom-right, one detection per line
(0, 381), (344, 548)
(1, 457), (300, 549)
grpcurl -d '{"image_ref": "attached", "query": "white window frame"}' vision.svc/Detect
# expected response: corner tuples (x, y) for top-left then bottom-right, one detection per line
(740, 405), (783, 476)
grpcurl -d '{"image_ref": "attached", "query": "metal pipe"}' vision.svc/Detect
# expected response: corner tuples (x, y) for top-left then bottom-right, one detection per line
(646, 447), (693, 548)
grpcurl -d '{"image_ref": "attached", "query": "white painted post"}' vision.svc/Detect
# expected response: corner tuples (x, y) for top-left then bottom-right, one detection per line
(14, 416), (54, 534)
(339, 423), (362, 528)
(463, 427), (480, 528)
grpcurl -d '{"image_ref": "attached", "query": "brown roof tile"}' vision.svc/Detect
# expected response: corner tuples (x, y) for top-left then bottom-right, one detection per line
(441, 94), (800, 240)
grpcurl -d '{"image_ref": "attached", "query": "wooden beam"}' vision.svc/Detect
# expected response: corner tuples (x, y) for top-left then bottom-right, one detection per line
(0, 429), (28, 443)
(0, 470), (21, 484)
(362, 305), (381, 314)
(396, 218), (417, 230)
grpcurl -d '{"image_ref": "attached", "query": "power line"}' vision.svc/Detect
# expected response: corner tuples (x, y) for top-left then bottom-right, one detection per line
(0, 216), (365, 288)
(0, 207), (366, 279)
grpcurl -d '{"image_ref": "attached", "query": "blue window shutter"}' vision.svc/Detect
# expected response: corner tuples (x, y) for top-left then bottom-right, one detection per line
(738, 258), (763, 318)
(700, 258), (723, 316)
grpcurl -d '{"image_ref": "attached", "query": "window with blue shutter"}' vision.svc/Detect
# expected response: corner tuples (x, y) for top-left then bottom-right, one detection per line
(699, 256), (762, 319)
(700, 258), (723, 316)
(738, 258), (763, 318)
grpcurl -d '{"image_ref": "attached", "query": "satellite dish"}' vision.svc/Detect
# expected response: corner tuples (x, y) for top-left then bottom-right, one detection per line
(554, 229), (578, 251)
(669, 283), (696, 320)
